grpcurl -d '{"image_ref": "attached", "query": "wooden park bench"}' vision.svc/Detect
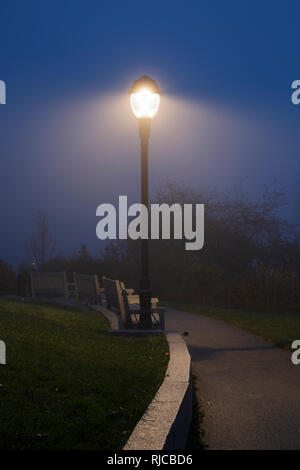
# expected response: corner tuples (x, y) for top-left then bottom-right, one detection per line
(30, 271), (69, 299)
(73, 273), (101, 305)
(68, 282), (76, 298)
(102, 276), (159, 326)
(121, 288), (165, 330)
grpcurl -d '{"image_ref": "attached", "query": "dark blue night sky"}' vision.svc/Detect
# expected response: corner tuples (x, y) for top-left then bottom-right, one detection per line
(1, 0), (300, 266)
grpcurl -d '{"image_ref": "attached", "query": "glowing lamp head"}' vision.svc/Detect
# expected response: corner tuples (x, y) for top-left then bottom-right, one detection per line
(130, 75), (161, 119)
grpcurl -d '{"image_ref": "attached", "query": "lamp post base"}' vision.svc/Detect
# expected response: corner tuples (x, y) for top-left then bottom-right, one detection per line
(138, 275), (153, 329)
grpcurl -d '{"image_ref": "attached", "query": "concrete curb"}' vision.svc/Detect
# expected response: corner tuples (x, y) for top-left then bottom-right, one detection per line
(90, 304), (121, 330)
(64, 300), (192, 450)
(124, 331), (192, 450)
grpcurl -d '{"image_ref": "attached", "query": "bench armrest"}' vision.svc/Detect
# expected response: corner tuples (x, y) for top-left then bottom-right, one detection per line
(127, 307), (165, 314)
(127, 296), (159, 305)
(126, 288), (135, 295)
(128, 295), (140, 303)
(150, 307), (166, 314)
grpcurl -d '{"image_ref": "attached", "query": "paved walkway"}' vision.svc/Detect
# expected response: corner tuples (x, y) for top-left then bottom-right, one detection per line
(165, 309), (300, 450)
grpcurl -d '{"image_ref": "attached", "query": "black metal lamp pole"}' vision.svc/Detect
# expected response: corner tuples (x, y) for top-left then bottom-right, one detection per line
(139, 117), (152, 329)
(129, 75), (161, 329)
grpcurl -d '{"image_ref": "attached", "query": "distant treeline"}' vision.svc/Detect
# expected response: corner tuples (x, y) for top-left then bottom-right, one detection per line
(11, 181), (300, 313)
(0, 260), (16, 295)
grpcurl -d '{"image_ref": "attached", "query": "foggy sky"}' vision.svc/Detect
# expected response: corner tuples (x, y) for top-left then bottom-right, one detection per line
(1, 0), (300, 267)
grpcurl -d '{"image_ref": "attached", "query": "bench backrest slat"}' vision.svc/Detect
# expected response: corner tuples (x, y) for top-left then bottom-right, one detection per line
(30, 271), (69, 298)
(73, 273), (100, 305)
(103, 276), (126, 324)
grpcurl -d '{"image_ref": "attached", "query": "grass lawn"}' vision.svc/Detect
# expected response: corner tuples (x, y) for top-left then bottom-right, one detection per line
(0, 299), (168, 450)
(165, 301), (300, 351)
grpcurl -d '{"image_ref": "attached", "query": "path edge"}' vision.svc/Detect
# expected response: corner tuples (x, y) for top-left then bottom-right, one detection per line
(91, 304), (193, 450)
(91, 304), (121, 330)
(124, 330), (192, 450)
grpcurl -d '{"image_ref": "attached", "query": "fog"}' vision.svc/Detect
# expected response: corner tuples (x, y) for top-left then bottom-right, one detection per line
(1, 88), (300, 266)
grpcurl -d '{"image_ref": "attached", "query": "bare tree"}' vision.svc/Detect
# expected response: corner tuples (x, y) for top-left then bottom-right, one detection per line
(29, 210), (56, 270)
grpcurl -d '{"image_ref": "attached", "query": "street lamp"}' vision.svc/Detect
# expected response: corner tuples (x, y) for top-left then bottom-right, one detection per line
(130, 75), (161, 329)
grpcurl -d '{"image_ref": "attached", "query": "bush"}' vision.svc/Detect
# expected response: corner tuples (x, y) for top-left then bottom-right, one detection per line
(0, 260), (16, 295)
